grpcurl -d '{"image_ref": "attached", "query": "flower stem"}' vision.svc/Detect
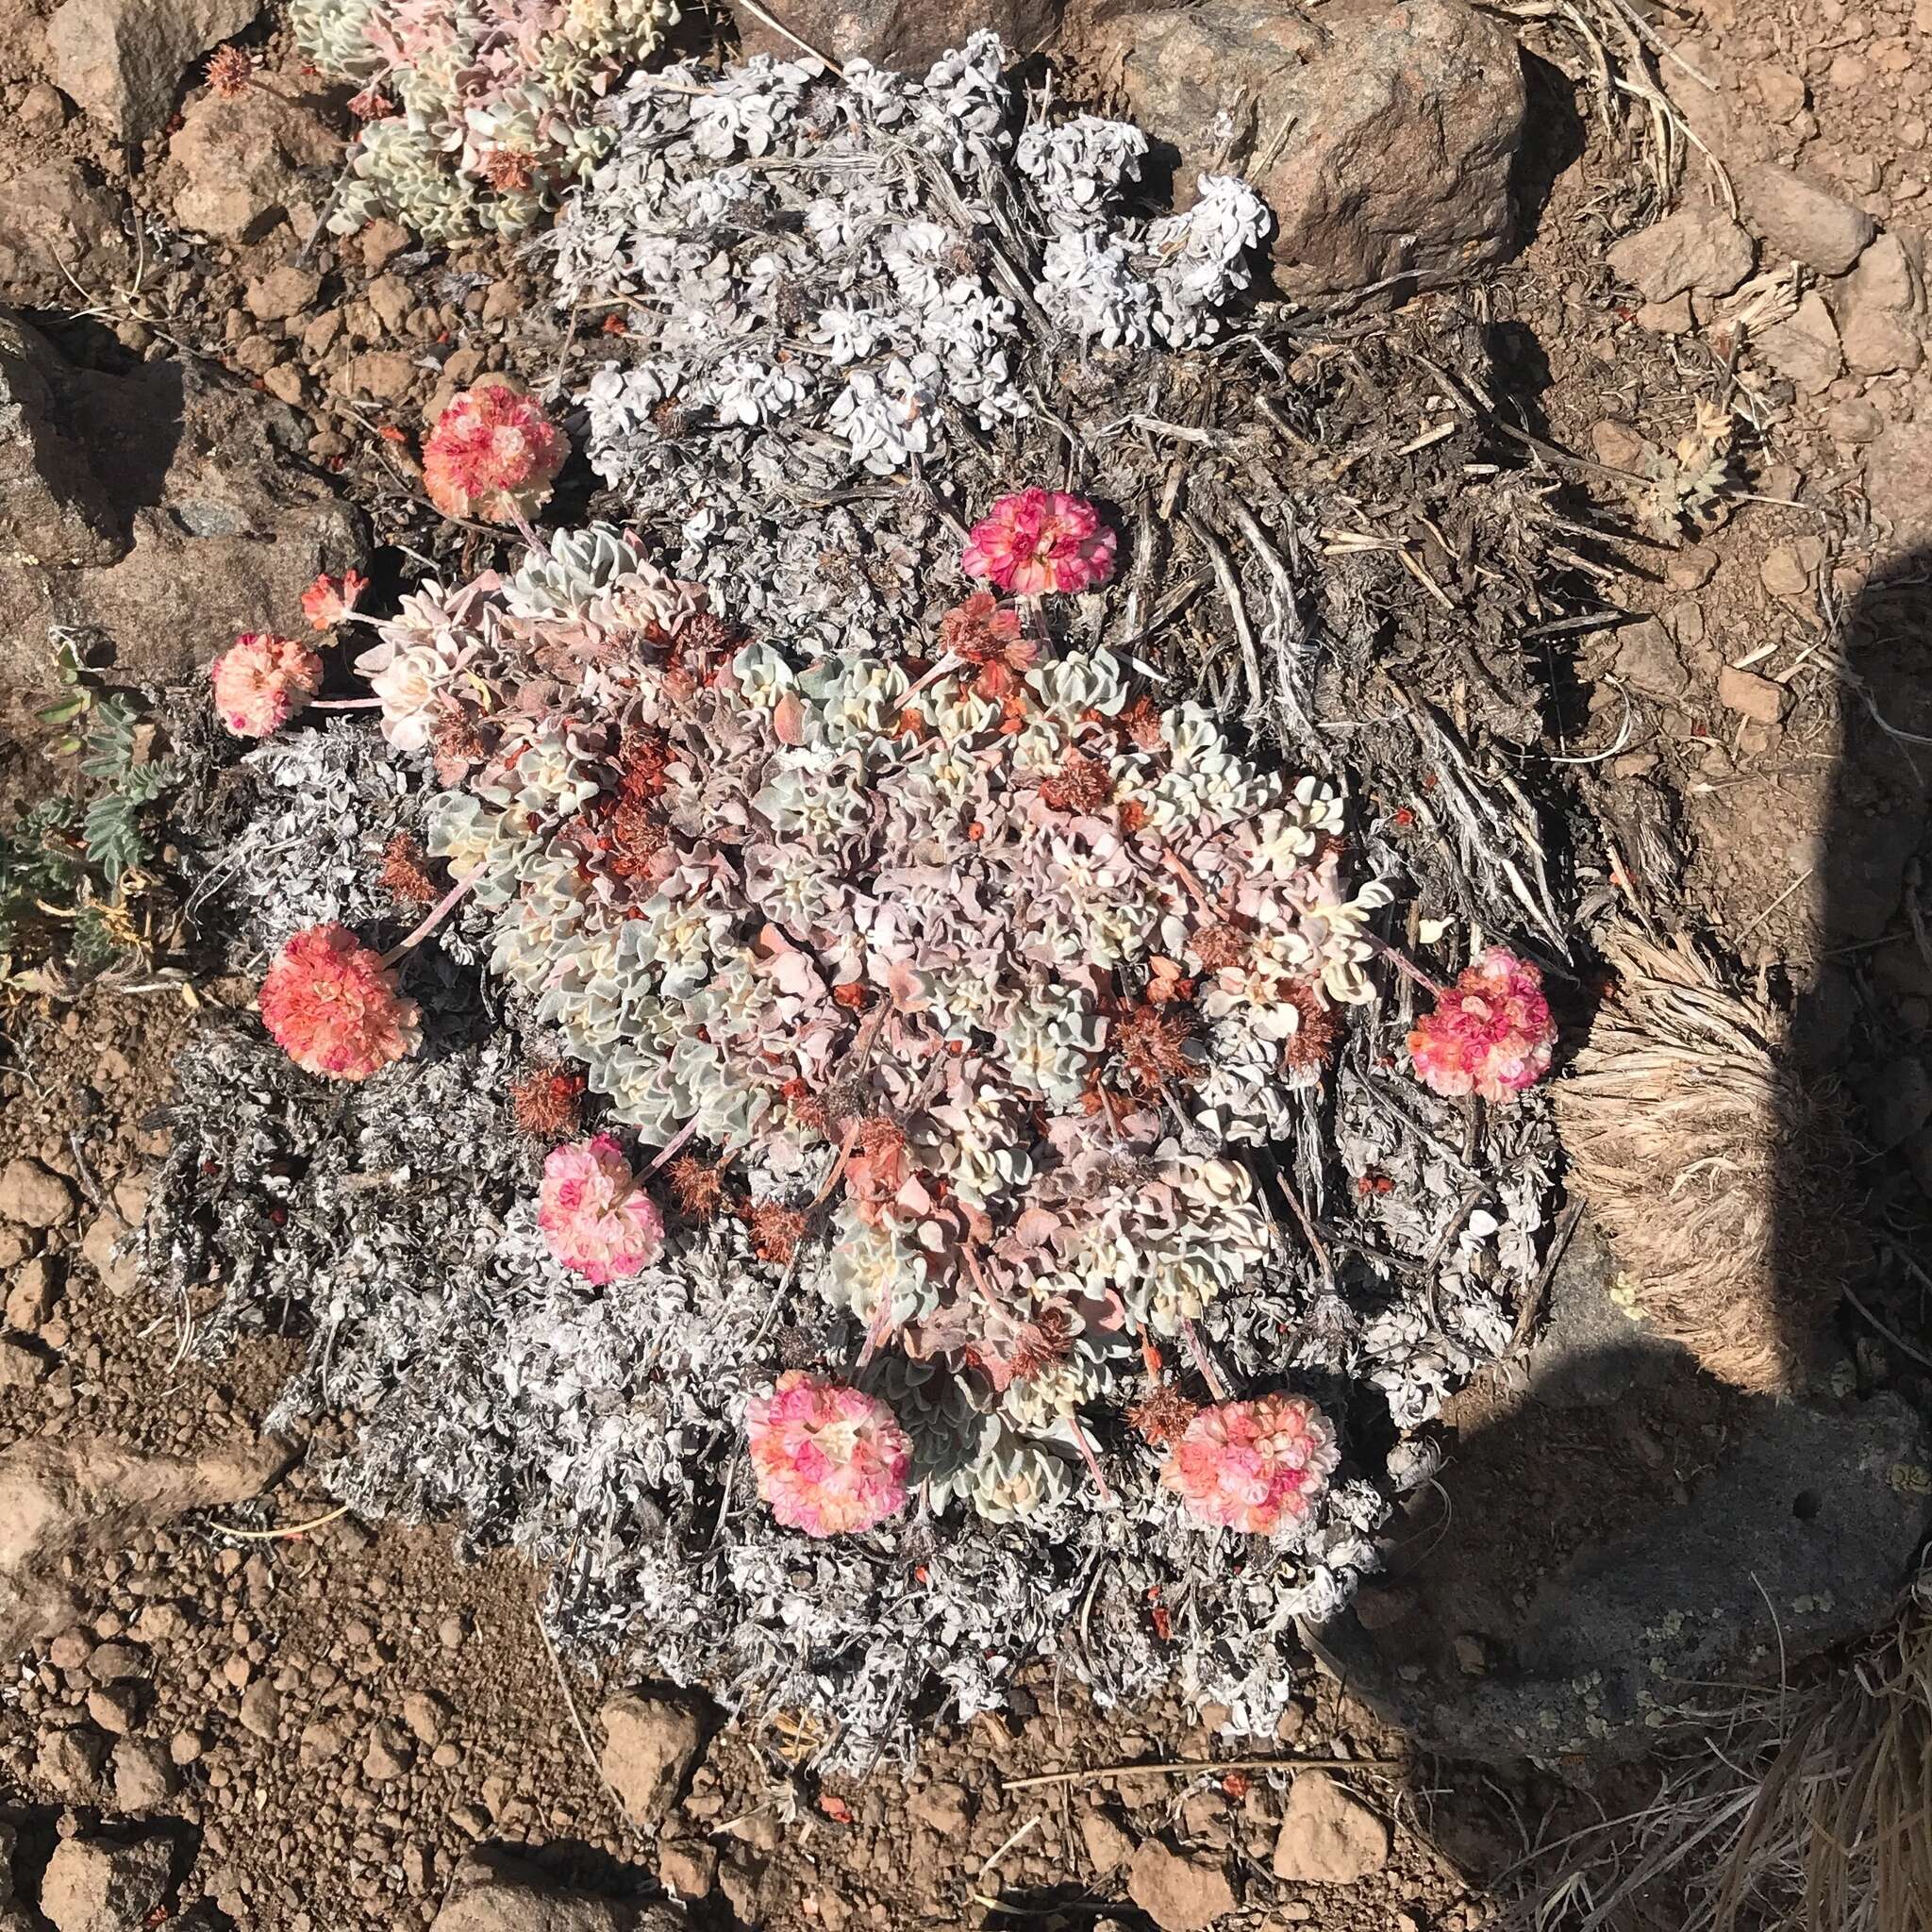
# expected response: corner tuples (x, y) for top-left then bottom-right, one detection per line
(380, 858), (489, 966)
(1364, 931), (1450, 999)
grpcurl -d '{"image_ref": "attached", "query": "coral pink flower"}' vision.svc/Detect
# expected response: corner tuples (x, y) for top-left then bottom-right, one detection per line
(259, 924), (421, 1081)
(1162, 1392), (1339, 1536)
(538, 1134), (665, 1283)
(301, 569), (369, 631)
(209, 632), (323, 739)
(746, 1371), (912, 1537)
(1407, 946), (1556, 1104)
(961, 489), (1117, 597)
(422, 381), (567, 525)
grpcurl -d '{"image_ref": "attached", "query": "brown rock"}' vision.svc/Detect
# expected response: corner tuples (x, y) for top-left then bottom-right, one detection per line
(111, 1737), (179, 1810)
(0, 158), (131, 308)
(84, 1683), (141, 1735)
(34, 1724), (108, 1798)
(1737, 162), (1877, 273)
(1717, 662), (1788, 724)
(1272, 1772), (1391, 1884)
(1080, 1807), (1137, 1872)
(44, 0), (257, 141)
(598, 1689), (707, 1826)
(6, 1256), (63, 1330)
(738, 0), (1061, 70)
(1607, 205), (1754, 302)
(342, 349), (420, 401)
(363, 1721), (415, 1782)
(1125, 1840), (1238, 1931)
(245, 264), (323, 323)
(401, 1688), (449, 1745)
(657, 1840), (717, 1900)
(40, 1834), (174, 1932)
(0, 1158), (76, 1230)
(359, 219), (411, 270)
(1840, 308), (1923, 376)
(0, 1434), (290, 1651)
(1087, 0), (1524, 297)
(0, 1338), (48, 1391)
(2, 315), (124, 569)
(1759, 546), (1809, 596)
(169, 89), (338, 242)
(80, 1205), (139, 1295)
(908, 1778), (974, 1834)
(429, 1852), (685, 1931)
(1756, 289), (1842, 393)
(1866, 418), (1932, 549)
(238, 1677), (281, 1740)
(0, 328), (365, 721)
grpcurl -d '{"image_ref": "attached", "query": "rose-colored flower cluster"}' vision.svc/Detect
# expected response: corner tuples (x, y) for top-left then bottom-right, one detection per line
(1161, 1393), (1340, 1536)
(302, 570), (369, 632)
(209, 632), (323, 739)
(422, 383), (567, 525)
(961, 488), (1117, 596)
(1407, 946), (1556, 1104)
(259, 924), (421, 1081)
(537, 1134), (665, 1284)
(746, 1371), (912, 1537)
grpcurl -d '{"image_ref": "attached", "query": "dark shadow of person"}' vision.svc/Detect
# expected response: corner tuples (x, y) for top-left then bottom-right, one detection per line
(1307, 543), (1932, 1881)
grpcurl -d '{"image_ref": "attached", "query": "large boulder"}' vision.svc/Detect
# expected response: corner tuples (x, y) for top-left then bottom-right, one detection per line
(0, 309), (366, 724)
(168, 87), (339, 243)
(1, 311), (124, 568)
(0, 158), (133, 311)
(1079, 0), (1526, 297)
(44, 0), (259, 143)
(735, 0), (1063, 69)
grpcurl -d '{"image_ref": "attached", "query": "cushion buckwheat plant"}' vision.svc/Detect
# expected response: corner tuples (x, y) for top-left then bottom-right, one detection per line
(153, 29), (1566, 1768)
(355, 509), (1396, 1522)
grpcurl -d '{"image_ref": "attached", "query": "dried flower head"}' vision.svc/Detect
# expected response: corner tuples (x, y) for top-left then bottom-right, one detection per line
(1115, 1001), (1194, 1095)
(205, 44), (254, 97)
(961, 488), (1117, 596)
(258, 924), (421, 1082)
(538, 1133), (664, 1283)
(210, 632), (323, 739)
(745, 1371), (912, 1537)
(1130, 1381), (1200, 1448)
(939, 591), (1038, 696)
(666, 1153), (727, 1222)
(1162, 1393), (1340, 1536)
(302, 570), (369, 632)
(346, 84), (393, 121)
(510, 1063), (585, 1140)
(422, 382), (567, 525)
(1407, 947), (1556, 1103)
(749, 1202), (809, 1266)
(378, 832), (438, 906)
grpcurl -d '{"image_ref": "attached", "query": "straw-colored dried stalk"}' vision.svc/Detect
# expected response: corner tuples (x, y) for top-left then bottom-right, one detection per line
(1554, 932), (1857, 1393)
(1521, 1575), (1932, 1932)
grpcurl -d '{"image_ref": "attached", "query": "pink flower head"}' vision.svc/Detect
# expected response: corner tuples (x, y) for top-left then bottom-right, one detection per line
(1162, 1392), (1340, 1536)
(301, 569), (368, 631)
(258, 924), (421, 1081)
(961, 489), (1117, 597)
(746, 1371), (912, 1537)
(209, 631), (323, 739)
(1407, 946), (1556, 1104)
(538, 1133), (665, 1283)
(422, 381), (567, 525)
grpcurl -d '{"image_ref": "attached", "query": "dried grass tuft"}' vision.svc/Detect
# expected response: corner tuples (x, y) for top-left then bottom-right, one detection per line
(1554, 932), (1857, 1393)
(1518, 1575), (1932, 1932)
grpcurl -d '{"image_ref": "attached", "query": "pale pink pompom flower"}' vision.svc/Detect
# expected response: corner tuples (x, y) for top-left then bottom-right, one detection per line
(960, 488), (1117, 597)
(746, 1371), (912, 1538)
(422, 380), (567, 525)
(537, 1134), (665, 1284)
(258, 924), (421, 1081)
(1162, 1392), (1340, 1536)
(1407, 946), (1556, 1104)
(209, 631), (323, 739)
